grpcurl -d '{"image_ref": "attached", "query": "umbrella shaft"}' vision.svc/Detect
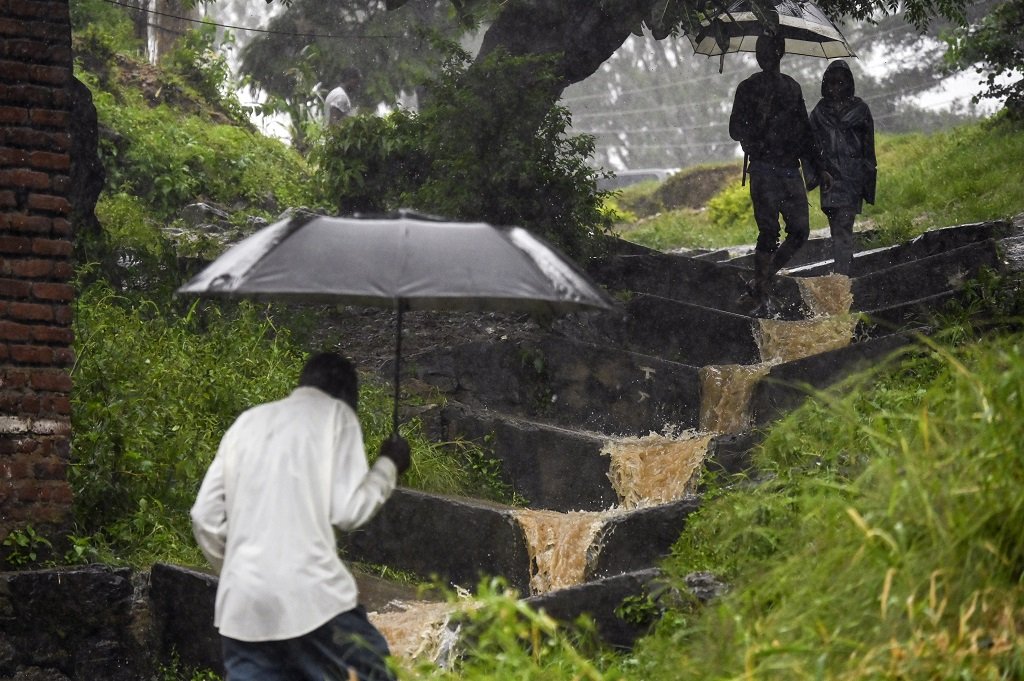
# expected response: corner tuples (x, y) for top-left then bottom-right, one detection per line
(393, 305), (403, 434)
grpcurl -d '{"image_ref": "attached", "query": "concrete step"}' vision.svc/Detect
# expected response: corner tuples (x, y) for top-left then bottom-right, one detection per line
(409, 336), (704, 436)
(585, 252), (806, 320)
(438, 404), (619, 512)
(557, 293), (763, 367)
(851, 239), (1001, 312)
(341, 487), (702, 598)
(787, 219), (1013, 278)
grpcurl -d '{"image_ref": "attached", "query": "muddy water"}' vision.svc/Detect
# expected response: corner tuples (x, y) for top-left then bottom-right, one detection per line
(603, 432), (713, 509)
(699, 363), (773, 434)
(700, 275), (858, 432)
(798, 273), (853, 317)
(512, 508), (619, 595)
(370, 600), (460, 664)
(756, 275), (857, 364)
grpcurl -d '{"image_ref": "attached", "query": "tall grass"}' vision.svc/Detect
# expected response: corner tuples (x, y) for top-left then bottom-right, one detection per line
(619, 330), (1024, 680)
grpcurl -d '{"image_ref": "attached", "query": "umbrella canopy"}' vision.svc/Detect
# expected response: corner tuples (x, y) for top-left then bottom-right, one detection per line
(177, 210), (615, 430)
(688, 0), (854, 70)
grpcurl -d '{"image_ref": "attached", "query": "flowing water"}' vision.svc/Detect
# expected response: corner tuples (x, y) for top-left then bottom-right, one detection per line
(379, 274), (863, 649)
(370, 600), (462, 665)
(603, 432), (713, 509)
(700, 275), (858, 432)
(699, 363), (773, 434)
(511, 508), (619, 595)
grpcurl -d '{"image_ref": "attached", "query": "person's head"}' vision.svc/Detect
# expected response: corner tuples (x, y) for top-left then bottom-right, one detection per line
(299, 352), (358, 410)
(339, 66), (362, 95)
(755, 32), (786, 72)
(821, 59), (855, 101)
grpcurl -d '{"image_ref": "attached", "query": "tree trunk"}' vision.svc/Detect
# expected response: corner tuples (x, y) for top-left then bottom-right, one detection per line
(472, 0), (653, 125)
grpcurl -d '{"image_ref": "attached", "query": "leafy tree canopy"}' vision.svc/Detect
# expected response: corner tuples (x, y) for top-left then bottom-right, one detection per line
(945, 0), (1024, 119)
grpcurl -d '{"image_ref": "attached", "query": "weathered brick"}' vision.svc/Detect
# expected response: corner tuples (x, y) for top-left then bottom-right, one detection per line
(40, 394), (71, 415)
(0, 147), (28, 165)
(19, 393), (40, 414)
(0, 456), (32, 480)
(31, 281), (73, 301)
(33, 456), (67, 480)
(28, 64), (69, 88)
(30, 325), (72, 344)
(31, 238), (72, 257)
(0, 106), (29, 126)
(28, 368), (71, 392)
(3, 39), (70, 65)
(26, 193), (69, 214)
(7, 258), (53, 278)
(52, 303), (72, 325)
(0, 127), (69, 152)
(0, 321), (32, 341)
(0, 344), (8, 361)
(0, 167), (50, 190)
(0, 190), (16, 207)
(26, 149), (69, 171)
(0, 369), (29, 389)
(0, 278), (32, 298)
(0, 235), (31, 254)
(51, 260), (72, 279)
(6, 214), (51, 234)
(52, 347), (74, 366)
(52, 304), (72, 325)
(6, 301), (52, 322)
(7, 0), (70, 22)
(29, 109), (69, 129)
(0, 83), (60, 108)
(0, 18), (68, 43)
(10, 344), (54, 364)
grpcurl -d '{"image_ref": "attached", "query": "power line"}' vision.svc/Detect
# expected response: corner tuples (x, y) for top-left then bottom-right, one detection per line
(102, 0), (394, 39)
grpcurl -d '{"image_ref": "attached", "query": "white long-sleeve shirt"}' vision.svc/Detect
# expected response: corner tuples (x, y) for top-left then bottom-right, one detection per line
(190, 386), (397, 642)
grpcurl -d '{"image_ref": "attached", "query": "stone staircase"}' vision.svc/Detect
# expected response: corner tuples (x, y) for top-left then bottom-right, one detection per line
(335, 216), (1020, 654)
(151, 215), (1022, 670)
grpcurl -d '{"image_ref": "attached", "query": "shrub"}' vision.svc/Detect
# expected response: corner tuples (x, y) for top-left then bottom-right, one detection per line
(311, 49), (612, 258)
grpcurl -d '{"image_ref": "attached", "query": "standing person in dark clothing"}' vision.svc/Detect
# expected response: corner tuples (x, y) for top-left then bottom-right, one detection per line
(809, 60), (877, 276)
(730, 32), (830, 312)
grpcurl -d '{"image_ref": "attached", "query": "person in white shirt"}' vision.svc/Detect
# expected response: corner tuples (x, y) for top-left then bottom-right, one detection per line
(191, 352), (411, 681)
(324, 67), (363, 127)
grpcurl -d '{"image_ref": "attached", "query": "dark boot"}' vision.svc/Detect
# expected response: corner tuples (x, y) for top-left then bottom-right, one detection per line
(739, 250), (776, 315)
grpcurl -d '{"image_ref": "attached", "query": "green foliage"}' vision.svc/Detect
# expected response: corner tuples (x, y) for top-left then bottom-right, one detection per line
(69, 0), (143, 70)
(945, 0), (1024, 119)
(623, 330), (1024, 679)
(76, 44), (315, 222)
(1, 526), (54, 568)
(160, 23), (250, 126)
(408, 578), (617, 681)
(706, 179), (754, 233)
(312, 49), (613, 257)
(70, 282), (303, 564)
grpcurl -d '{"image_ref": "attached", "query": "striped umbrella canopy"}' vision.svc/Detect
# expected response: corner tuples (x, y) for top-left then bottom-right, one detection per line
(687, 0), (854, 70)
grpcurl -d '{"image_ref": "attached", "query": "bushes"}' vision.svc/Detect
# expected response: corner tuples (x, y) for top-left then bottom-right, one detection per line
(311, 50), (612, 258)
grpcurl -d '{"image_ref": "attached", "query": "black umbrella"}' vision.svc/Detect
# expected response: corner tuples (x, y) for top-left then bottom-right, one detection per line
(177, 210), (616, 431)
(687, 0), (854, 71)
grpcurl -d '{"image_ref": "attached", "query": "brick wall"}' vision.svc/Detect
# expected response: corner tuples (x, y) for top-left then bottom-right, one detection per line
(0, 0), (76, 538)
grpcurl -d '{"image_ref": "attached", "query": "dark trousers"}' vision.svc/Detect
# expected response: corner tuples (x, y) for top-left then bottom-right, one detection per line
(221, 606), (395, 681)
(750, 171), (810, 270)
(824, 206), (857, 275)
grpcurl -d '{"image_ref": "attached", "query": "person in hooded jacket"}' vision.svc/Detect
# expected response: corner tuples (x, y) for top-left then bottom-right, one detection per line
(809, 60), (877, 275)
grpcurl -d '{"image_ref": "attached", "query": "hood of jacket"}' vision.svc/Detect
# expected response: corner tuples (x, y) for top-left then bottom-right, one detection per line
(821, 59), (855, 99)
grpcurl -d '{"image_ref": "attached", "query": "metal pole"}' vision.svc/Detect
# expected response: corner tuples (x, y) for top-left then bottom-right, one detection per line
(392, 302), (404, 435)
